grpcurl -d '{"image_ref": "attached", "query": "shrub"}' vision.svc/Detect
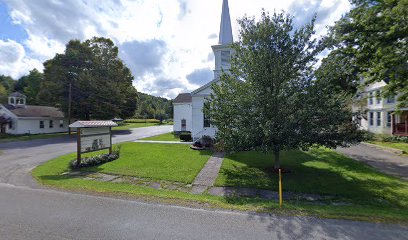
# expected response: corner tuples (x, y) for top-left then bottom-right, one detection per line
(70, 146), (121, 169)
(201, 135), (214, 148)
(180, 132), (192, 142)
(361, 130), (375, 141)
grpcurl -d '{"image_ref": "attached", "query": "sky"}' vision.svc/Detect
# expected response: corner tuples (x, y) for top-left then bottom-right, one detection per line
(0, 0), (351, 99)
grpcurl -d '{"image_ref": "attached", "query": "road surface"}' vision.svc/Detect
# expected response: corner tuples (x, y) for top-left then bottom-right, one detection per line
(336, 143), (408, 180)
(0, 127), (407, 239)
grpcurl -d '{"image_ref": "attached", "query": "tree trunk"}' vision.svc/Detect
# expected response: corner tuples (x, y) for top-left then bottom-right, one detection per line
(274, 150), (280, 169)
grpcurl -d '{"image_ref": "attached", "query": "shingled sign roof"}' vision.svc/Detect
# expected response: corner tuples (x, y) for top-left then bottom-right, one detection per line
(173, 93), (192, 103)
(69, 121), (118, 128)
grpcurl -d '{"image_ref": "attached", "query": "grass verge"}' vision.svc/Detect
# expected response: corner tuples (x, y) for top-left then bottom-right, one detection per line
(141, 132), (180, 141)
(0, 132), (69, 143)
(33, 145), (408, 223)
(368, 141), (408, 154)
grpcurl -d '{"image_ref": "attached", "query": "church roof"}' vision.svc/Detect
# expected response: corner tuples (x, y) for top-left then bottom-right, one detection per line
(173, 93), (192, 103)
(219, 0), (233, 45)
(2, 104), (65, 118)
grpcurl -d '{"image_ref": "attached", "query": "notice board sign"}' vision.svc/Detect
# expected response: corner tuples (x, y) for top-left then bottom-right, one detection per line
(80, 127), (111, 153)
(69, 121), (117, 164)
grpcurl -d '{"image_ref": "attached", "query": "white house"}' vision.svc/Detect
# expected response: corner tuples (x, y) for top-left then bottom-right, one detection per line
(173, 93), (192, 132)
(358, 81), (407, 136)
(173, 0), (234, 140)
(0, 92), (69, 135)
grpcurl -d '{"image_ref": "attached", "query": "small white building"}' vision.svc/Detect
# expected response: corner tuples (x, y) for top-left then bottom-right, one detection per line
(173, 93), (192, 132)
(0, 92), (69, 135)
(173, 0), (234, 140)
(357, 81), (407, 136)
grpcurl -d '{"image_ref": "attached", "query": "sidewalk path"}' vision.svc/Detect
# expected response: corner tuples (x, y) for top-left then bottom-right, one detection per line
(336, 144), (408, 180)
(192, 152), (225, 193)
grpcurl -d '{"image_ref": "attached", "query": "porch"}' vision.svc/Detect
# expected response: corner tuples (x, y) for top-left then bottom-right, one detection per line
(391, 111), (408, 136)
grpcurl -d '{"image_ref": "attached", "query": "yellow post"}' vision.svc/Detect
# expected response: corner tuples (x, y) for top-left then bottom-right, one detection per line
(279, 168), (283, 208)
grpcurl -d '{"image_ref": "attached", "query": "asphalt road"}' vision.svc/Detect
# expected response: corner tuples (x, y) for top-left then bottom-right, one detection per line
(1, 183), (407, 240)
(0, 127), (407, 239)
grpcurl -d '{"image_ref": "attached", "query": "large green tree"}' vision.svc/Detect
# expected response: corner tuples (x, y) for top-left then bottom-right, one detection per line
(39, 37), (138, 120)
(14, 69), (43, 104)
(323, 0), (408, 107)
(205, 11), (363, 169)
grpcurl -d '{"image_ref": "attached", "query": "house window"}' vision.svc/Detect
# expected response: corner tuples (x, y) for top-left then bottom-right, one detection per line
(386, 95), (395, 103)
(387, 112), (392, 127)
(59, 120), (64, 128)
(376, 91), (381, 104)
(8, 121), (12, 129)
(376, 112), (381, 126)
(49, 120), (53, 128)
(181, 119), (186, 130)
(369, 112), (374, 126)
(39, 121), (44, 129)
(368, 92), (373, 105)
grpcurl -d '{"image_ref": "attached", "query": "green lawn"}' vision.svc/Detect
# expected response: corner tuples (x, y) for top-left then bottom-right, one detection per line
(215, 148), (408, 220)
(32, 145), (408, 223)
(112, 122), (160, 131)
(35, 142), (211, 183)
(141, 132), (180, 141)
(0, 132), (69, 143)
(368, 141), (408, 154)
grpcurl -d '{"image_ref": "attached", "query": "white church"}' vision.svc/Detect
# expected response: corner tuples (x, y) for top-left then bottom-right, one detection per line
(173, 0), (234, 141)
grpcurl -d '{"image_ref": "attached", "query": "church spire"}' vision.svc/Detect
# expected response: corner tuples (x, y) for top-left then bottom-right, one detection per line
(218, 0), (233, 45)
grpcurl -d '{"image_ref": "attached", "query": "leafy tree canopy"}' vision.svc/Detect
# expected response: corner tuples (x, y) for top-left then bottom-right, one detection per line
(323, 0), (408, 107)
(205, 11), (363, 169)
(39, 37), (138, 120)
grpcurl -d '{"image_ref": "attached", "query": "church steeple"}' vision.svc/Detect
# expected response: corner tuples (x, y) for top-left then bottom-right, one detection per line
(212, 0), (234, 79)
(219, 0), (233, 45)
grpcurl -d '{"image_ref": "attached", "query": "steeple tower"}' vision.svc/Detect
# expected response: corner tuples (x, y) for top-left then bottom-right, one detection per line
(219, 0), (233, 45)
(212, 0), (234, 79)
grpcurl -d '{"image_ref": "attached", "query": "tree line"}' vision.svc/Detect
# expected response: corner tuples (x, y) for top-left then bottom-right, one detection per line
(0, 37), (172, 120)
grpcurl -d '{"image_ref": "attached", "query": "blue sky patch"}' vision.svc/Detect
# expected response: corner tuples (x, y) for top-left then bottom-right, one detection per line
(0, 2), (27, 41)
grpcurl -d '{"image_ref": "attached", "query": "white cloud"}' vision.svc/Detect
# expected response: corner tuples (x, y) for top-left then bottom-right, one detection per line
(1, 0), (351, 98)
(0, 39), (43, 79)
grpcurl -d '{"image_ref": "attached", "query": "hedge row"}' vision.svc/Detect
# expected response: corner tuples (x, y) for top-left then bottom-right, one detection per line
(124, 119), (160, 123)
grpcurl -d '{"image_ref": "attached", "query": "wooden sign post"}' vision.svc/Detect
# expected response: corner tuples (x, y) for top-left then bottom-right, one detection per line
(69, 121), (118, 165)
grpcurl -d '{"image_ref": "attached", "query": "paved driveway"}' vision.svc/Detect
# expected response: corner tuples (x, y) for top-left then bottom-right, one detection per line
(336, 144), (408, 180)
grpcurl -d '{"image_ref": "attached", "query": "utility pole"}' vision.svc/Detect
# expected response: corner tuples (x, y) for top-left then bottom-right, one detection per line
(68, 82), (72, 135)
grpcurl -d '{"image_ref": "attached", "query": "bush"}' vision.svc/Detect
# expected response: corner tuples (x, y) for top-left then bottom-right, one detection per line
(70, 146), (121, 169)
(124, 119), (160, 123)
(180, 132), (192, 142)
(373, 134), (408, 143)
(200, 135), (214, 148)
(361, 130), (375, 141)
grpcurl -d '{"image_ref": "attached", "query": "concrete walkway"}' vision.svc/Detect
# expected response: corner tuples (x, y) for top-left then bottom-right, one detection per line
(192, 152), (225, 194)
(336, 144), (408, 180)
